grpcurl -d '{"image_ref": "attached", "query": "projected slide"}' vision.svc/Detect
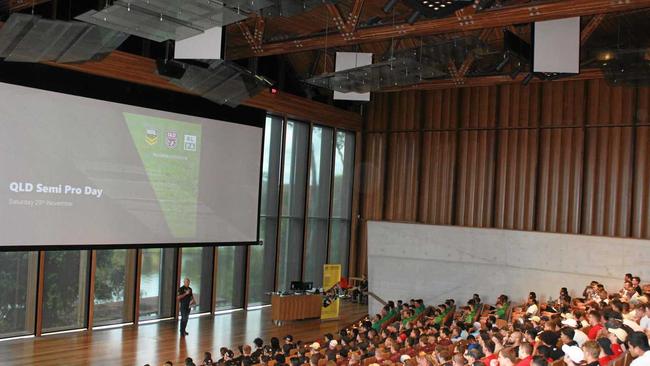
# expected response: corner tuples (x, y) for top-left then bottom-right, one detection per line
(0, 82), (262, 246)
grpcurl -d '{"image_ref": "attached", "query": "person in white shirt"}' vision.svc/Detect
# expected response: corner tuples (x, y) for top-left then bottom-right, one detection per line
(526, 292), (539, 316)
(625, 306), (646, 333)
(640, 304), (650, 331)
(629, 332), (650, 366)
(561, 318), (589, 346)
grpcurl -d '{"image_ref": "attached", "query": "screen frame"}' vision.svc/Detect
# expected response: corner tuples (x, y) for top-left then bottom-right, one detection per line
(0, 61), (265, 250)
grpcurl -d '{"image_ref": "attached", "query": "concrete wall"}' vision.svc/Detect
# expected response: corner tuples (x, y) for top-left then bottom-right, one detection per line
(366, 221), (650, 315)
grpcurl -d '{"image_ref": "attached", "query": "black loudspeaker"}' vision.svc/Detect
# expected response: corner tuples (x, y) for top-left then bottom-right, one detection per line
(156, 59), (187, 79)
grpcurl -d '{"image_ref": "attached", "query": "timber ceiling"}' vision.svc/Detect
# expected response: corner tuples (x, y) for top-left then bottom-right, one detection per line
(224, 0), (650, 87)
(1, 0), (649, 93)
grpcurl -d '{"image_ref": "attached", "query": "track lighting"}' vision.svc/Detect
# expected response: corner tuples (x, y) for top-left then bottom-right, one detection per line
(383, 0), (400, 13)
(407, 10), (421, 25)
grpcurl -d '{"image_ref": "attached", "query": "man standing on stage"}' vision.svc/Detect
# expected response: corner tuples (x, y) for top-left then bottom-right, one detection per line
(177, 277), (195, 337)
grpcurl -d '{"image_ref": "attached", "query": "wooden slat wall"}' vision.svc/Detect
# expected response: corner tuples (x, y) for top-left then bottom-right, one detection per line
(633, 126), (650, 238)
(536, 81), (586, 233)
(456, 87), (497, 227)
(536, 128), (584, 234)
(384, 92), (420, 221)
(633, 88), (650, 238)
(355, 79), (650, 276)
(494, 84), (539, 230)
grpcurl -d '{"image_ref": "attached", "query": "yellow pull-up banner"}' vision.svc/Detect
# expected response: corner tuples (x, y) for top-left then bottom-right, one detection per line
(321, 264), (341, 321)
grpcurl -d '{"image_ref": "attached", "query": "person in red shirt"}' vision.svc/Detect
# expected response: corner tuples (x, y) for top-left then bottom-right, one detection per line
(482, 340), (499, 366)
(587, 310), (604, 340)
(389, 343), (402, 363)
(516, 343), (534, 366)
(606, 328), (626, 357)
(596, 338), (616, 366)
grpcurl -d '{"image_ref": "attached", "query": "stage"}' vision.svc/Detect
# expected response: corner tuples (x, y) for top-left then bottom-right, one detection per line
(0, 302), (367, 366)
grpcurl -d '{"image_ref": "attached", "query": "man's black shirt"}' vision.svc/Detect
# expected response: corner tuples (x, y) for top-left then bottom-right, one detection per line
(178, 286), (193, 312)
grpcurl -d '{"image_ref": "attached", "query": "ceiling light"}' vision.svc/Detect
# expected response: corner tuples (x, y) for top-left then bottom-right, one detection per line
(596, 49), (616, 62)
(403, 0), (472, 20)
(495, 51), (510, 72)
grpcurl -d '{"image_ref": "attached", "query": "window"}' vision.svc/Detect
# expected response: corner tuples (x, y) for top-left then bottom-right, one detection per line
(329, 131), (355, 276)
(180, 247), (214, 314)
(303, 126), (334, 287)
(42, 250), (90, 333)
(276, 120), (309, 291)
(254, 115), (356, 296)
(139, 248), (176, 321)
(93, 249), (137, 327)
(215, 246), (246, 311)
(0, 251), (38, 338)
(249, 116), (282, 306)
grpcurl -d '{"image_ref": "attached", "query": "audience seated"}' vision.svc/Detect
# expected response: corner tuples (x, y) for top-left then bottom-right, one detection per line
(153, 274), (650, 366)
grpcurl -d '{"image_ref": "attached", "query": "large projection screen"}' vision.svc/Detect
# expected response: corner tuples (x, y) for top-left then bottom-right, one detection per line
(0, 82), (262, 247)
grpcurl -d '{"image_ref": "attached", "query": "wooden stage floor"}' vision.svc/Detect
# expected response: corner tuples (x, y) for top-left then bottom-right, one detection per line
(0, 301), (367, 366)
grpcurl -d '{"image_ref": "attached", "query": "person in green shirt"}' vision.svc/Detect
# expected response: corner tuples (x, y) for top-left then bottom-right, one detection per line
(493, 294), (510, 320)
(372, 306), (397, 331)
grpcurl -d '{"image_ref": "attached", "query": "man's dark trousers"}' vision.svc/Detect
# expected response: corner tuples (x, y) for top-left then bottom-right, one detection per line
(180, 307), (190, 335)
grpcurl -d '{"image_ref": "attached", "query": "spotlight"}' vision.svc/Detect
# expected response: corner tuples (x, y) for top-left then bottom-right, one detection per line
(596, 49), (616, 62)
(365, 16), (382, 26)
(509, 61), (522, 80)
(495, 51), (510, 72)
(383, 0), (400, 13)
(474, 0), (496, 11)
(407, 10), (421, 25)
(522, 72), (534, 86)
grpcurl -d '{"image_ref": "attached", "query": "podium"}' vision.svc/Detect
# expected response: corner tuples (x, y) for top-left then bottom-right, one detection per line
(271, 294), (321, 324)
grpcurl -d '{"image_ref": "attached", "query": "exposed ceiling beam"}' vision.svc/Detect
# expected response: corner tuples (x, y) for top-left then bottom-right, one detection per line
(580, 13), (606, 45)
(451, 28), (494, 85)
(326, 0), (365, 40)
(43, 51), (362, 130)
(227, 0), (650, 59)
(380, 68), (604, 91)
(238, 17), (265, 54)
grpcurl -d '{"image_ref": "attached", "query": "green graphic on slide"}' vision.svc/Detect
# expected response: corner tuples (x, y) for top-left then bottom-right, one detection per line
(124, 112), (202, 238)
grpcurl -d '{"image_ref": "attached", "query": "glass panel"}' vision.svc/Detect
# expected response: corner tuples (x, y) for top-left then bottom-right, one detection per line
(180, 247), (214, 314)
(247, 222), (276, 306)
(329, 131), (355, 276)
(93, 249), (136, 327)
(260, 115), (283, 217)
(277, 120), (309, 291)
(0, 251), (38, 338)
(303, 126), (334, 287)
(139, 248), (176, 321)
(42, 250), (90, 333)
(328, 219), (351, 275)
(215, 246), (246, 311)
(249, 115), (282, 306)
